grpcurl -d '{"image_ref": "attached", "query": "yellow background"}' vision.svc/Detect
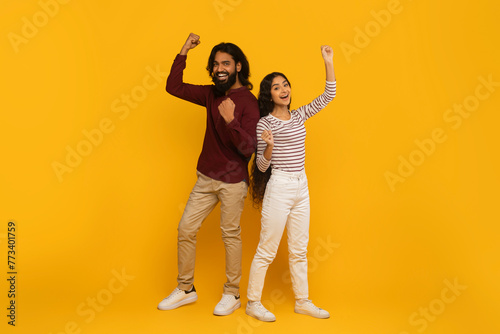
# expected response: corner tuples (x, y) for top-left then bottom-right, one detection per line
(1, 0), (499, 333)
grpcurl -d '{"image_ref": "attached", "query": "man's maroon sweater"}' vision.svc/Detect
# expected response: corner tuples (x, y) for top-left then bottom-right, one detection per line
(166, 54), (259, 183)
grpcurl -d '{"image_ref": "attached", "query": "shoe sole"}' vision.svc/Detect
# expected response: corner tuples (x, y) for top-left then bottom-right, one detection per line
(213, 300), (241, 316)
(294, 308), (330, 319)
(245, 308), (276, 322)
(157, 293), (198, 310)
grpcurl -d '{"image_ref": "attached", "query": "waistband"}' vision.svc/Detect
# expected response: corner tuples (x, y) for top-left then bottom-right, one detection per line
(271, 168), (306, 180)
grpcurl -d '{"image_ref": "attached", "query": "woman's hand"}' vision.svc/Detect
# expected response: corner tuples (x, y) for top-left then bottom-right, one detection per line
(261, 129), (274, 147)
(321, 45), (335, 82)
(321, 45), (334, 62)
(261, 129), (274, 161)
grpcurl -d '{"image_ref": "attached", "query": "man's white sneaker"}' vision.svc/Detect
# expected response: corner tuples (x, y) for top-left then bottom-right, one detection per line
(245, 301), (276, 322)
(294, 300), (330, 319)
(157, 286), (198, 310)
(213, 294), (241, 316)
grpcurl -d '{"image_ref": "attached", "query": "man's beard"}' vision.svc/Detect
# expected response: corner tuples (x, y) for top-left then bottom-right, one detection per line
(212, 70), (238, 95)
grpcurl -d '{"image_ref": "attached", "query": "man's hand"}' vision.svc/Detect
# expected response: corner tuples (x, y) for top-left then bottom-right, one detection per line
(180, 33), (201, 55)
(321, 45), (333, 62)
(218, 98), (235, 124)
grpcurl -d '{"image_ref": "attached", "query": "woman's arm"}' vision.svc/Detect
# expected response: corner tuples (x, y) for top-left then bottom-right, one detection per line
(256, 122), (274, 172)
(322, 45), (336, 82)
(295, 46), (336, 121)
(261, 130), (274, 161)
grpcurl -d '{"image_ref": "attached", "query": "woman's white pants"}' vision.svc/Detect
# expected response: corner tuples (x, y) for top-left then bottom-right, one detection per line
(247, 169), (310, 301)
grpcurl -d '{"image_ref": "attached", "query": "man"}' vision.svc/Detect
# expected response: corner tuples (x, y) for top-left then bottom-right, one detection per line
(157, 33), (259, 316)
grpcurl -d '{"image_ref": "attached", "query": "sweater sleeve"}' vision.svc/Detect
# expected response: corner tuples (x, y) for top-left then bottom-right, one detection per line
(255, 119), (271, 172)
(225, 95), (260, 158)
(296, 81), (336, 121)
(166, 54), (210, 107)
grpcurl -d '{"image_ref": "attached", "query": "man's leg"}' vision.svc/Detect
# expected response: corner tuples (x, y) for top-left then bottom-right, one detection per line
(177, 172), (219, 290)
(216, 180), (248, 296)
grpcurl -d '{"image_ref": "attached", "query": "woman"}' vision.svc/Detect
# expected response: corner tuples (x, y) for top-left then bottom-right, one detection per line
(246, 45), (336, 322)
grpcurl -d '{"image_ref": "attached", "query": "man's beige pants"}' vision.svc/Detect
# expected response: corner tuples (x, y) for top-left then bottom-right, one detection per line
(177, 171), (248, 296)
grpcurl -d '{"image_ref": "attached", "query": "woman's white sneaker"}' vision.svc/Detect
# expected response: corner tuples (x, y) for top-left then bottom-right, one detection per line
(245, 301), (276, 322)
(294, 300), (330, 319)
(157, 286), (198, 310)
(213, 294), (241, 316)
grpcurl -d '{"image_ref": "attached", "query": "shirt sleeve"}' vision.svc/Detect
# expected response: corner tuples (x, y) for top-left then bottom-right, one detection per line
(295, 81), (336, 121)
(256, 119), (271, 172)
(166, 54), (210, 107)
(225, 95), (260, 158)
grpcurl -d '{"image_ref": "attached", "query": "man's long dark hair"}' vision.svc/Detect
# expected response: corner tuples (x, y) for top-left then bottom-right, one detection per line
(250, 72), (292, 207)
(206, 43), (253, 94)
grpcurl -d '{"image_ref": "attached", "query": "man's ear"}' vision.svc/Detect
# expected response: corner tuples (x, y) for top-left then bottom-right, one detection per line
(236, 62), (242, 72)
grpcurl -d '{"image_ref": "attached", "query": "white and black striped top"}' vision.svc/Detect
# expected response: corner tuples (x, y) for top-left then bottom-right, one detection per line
(256, 81), (336, 173)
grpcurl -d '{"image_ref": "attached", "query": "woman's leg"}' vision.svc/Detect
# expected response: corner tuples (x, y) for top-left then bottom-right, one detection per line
(287, 172), (330, 318)
(286, 172), (310, 300)
(247, 175), (294, 302)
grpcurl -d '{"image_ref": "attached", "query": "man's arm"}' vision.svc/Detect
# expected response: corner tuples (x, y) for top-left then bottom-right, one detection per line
(221, 97), (260, 158)
(166, 33), (208, 106)
(179, 33), (201, 55)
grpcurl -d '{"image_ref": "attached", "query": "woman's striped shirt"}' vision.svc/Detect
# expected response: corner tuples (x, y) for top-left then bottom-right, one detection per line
(256, 81), (336, 173)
